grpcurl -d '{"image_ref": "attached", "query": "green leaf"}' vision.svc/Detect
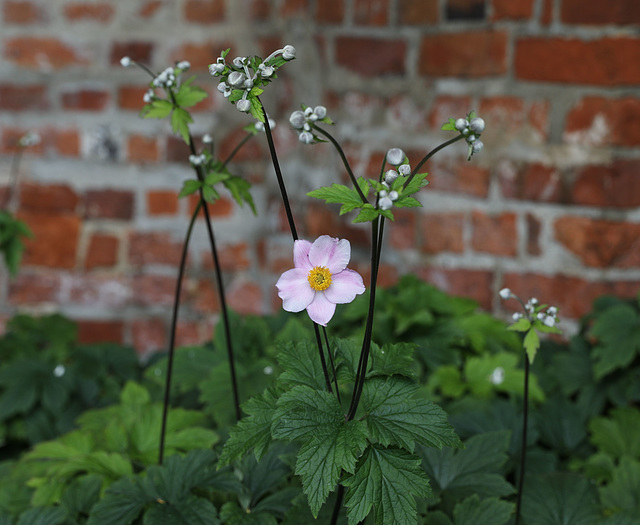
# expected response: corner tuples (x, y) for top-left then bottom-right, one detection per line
(401, 172), (428, 198)
(342, 445), (431, 525)
(250, 96), (266, 123)
(174, 78), (208, 108)
(599, 459), (640, 514)
(307, 184), (365, 215)
(218, 388), (279, 467)
(143, 495), (220, 525)
(201, 185), (219, 203)
(590, 407), (640, 460)
(296, 420), (368, 517)
(353, 205), (383, 224)
(441, 118), (457, 131)
(223, 176), (256, 214)
(141, 99), (173, 119)
(220, 501), (276, 525)
(368, 342), (415, 378)
(87, 476), (148, 525)
(393, 196), (422, 208)
(523, 329), (540, 364)
(521, 473), (601, 525)
(508, 318), (532, 332)
(171, 107), (193, 144)
(276, 340), (328, 391)
(363, 376), (460, 452)
(452, 495), (514, 525)
(17, 507), (67, 525)
(204, 172), (229, 186)
(589, 304), (640, 379)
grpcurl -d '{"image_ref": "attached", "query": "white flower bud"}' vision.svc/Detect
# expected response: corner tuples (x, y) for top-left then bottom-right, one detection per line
(455, 118), (468, 131)
(490, 367), (505, 385)
(289, 110), (306, 128)
(543, 315), (556, 327)
(512, 312), (523, 321)
(472, 140), (484, 153)
(233, 56), (245, 68)
(314, 106), (327, 119)
(259, 64), (274, 77)
(469, 117), (485, 134)
(202, 133), (213, 144)
(466, 134), (476, 143)
(386, 148), (405, 166)
(299, 131), (314, 144)
(547, 306), (557, 316)
(236, 99), (251, 112)
(379, 190), (388, 198)
(499, 288), (512, 299)
(143, 89), (154, 103)
(384, 169), (398, 184)
(53, 364), (66, 377)
(177, 60), (190, 71)
(389, 190), (399, 201)
(398, 164), (411, 176)
(120, 56), (131, 67)
(227, 71), (246, 87)
(282, 45), (296, 60)
(244, 78), (254, 89)
(379, 196), (393, 210)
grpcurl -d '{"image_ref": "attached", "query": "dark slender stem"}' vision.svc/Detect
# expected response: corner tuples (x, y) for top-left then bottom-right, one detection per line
(323, 326), (341, 405)
(159, 200), (201, 465)
(314, 323), (333, 393)
(330, 484), (345, 525)
(222, 133), (252, 167)
(515, 354), (530, 525)
(312, 125), (367, 204)
(407, 135), (465, 186)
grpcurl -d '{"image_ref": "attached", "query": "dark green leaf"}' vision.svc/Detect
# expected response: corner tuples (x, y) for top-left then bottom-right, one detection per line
(276, 340), (327, 391)
(452, 495), (514, 525)
(590, 407), (640, 460)
(599, 459), (640, 514)
(143, 495), (220, 525)
(17, 507), (67, 525)
(87, 476), (148, 525)
(590, 304), (640, 379)
(223, 176), (256, 214)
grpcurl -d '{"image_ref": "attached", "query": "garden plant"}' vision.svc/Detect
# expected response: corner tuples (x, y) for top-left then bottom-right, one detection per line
(0, 45), (639, 525)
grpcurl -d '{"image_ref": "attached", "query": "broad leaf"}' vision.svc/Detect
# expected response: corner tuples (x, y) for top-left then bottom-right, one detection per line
(452, 495), (513, 525)
(307, 184), (366, 215)
(590, 407), (640, 460)
(171, 107), (193, 144)
(174, 77), (208, 108)
(599, 459), (640, 514)
(143, 495), (219, 525)
(17, 507), (67, 525)
(276, 340), (328, 391)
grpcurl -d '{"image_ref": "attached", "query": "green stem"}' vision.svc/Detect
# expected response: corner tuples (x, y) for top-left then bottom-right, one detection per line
(323, 326), (341, 405)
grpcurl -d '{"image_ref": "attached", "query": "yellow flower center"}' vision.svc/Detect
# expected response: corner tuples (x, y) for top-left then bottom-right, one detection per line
(307, 266), (332, 291)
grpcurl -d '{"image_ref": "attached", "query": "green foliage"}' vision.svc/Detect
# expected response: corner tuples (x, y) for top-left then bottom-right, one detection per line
(0, 211), (32, 276)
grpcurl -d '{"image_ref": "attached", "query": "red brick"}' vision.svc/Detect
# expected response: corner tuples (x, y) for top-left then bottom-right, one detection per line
(8, 272), (61, 305)
(515, 37), (640, 85)
(315, 0), (344, 23)
(492, 0), (533, 20)
(571, 160), (640, 208)
(526, 213), (541, 256)
(280, 0), (310, 16)
(426, 159), (491, 198)
(5, 37), (87, 69)
(128, 232), (183, 267)
(420, 213), (465, 254)
(555, 216), (640, 269)
(131, 274), (177, 307)
(19, 183), (79, 214)
(62, 89), (110, 111)
(250, 0), (271, 19)
(218, 127), (263, 163)
(354, 0), (389, 25)
(388, 209), (416, 250)
(336, 37), (406, 77)
(564, 96), (640, 147)
(84, 190), (134, 220)
(472, 211), (517, 256)
(541, 0), (552, 24)
(183, 0), (225, 22)
(428, 95), (473, 129)
(227, 280), (263, 315)
(479, 96), (550, 141)
(416, 268), (493, 310)
(171, 41), (228, 69)
(498, 162), (562, 203)
(0, 127), (43, 155)
(189, 279), (220, 314)
(131, 318), (166, 356)
(52, 128), (80, 156)
(188, 195), (234, 218)
(3, 1), (46, 23)
(166, 136), (192, 163)
(446, 0), (485, 20)
(118, 86), (147, 111)
(64, 3), (114, 21)
(68, 275), (130, 307)
(0, 84), (49, 111)
(128, 134), (159, 163)
(110, 42), (153, 66)
(398, 0), (438, 24)
(561, 0), (640, 25)
(85, 233), (119, 270)
(139, 1), (163, 18)
(76, 320), (124, 344)
(17, 212), (80, 268)
(200, 242), (251, 272)
(147, 190), (178, 216)
(175, 321), (205, 347)
(303, 203), (370, 248)
(419, 31), (507, 77)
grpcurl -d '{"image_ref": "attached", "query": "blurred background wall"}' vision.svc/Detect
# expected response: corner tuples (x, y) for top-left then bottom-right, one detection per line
(1, 0), (639, 353)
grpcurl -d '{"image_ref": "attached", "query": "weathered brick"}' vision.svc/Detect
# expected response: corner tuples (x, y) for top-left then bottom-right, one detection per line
(218, 127), (263, 163)
(64, 3), (114, 22)
(420, 213), (465, 254)
(84, 190), (134, 220)
(0, 84), (49, 111)
(397, 0), (438, 24)
(416, 268), (493, 310)
(202, 242), (251, 271)
(280, 0), (310, 16)
(479, 96), (550, 141)
(426, 159), (491, 198)
(336, 37), (406, 77)
(190, 279), (220, 313)
(446, 0), (485, 20)
(428, 95), (472, 129)
(471, 211), (517, 256)
(171, 41), (229, 69)
(316, 0), (344, 23)
(117, 86), (147, 111)
(515, 37), (640, 85)
(541, 0), (552, 24)
(17, 212), (81, 268)
(61, 88), (110, 111)
(250, 0), (271, 19)
(175, 321), (205, 347)
(498, 162), (562, 203)
(571, 160), (640, 208)
(554, 216), (640, 268)
(1, 127), (44, 155)
(188, 195), (234, 218)
(564, 96), (640, 147)
(20, 183), (79, 213)
(52, 128), (80, 156)
(492, 0), (534, 20)
(128, 134), (159, 163)
(561, 0), (640, 25)
(419, 31), (507, 77)
(131, 318), (166, 355)
(110, 42), (153, 66)
(526, 213), (541, 256)
(8, 272), (61, 305)
(139, 1), (163, 18)
(228, 280), (263, 315)
(128, 232), (183, 267)
(183, 0), (225, 23)
(69, 275), (130, 307)
(76, 320), (124, 344)
(85, 233), (119, 270)
(354, 0), (389, 25)
(3, 1), (46, 23)
(131, 274), (177, 307)
(388, 209), (416, 250)
(5, 37), (87, 69)
(147, 190), (178, 216)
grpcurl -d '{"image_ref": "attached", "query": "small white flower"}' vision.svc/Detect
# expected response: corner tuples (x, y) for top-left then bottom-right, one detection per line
(455, 118), (468, 131)
(398, 164), (411, 176)
(217, 81), (231, 97)
(547, 306), (557, 316)
(258, 63), (274, 77)
(120, 56), (132, 67)
(233, 56), (246, 68)
(389, 190), (398, 201)
(384, 169), (398, 184)
(189, 154), (206, 165)
(386, 148), (405, 166)
(489, 367), (505, 385)
(499, 288), (512, 299)
(472, 140), (484, 153)
(299, 131), (314, 144)
(19, 131), (41, 147)
(314, 106), (327, 119)
(282, 45), (296, 60)
(202, 133), (213, 144)
(176, 60), (190, 71)
(379, 196), (393, 210)
(263, 366), (274, 375)
(469, 117), (485, 134)
(53, 365), (66, 377)
(236, 98), (251, 112)
(289, 110), (306, 129)
(255, 118), (276, 132)
(143, 89), (154, 103)
(227, 71), (246, 88)
(512, 312), (523, 321)
(543, 315), (556, 328)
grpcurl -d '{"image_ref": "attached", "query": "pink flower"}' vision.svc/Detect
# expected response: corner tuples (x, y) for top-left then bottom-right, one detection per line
(276, 235), (366, 326)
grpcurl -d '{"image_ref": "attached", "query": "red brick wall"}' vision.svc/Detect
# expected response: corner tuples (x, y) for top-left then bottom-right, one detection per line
(1, 0), (639, 352)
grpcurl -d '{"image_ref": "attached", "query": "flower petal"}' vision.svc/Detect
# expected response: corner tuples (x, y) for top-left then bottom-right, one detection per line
(293, 240), (312, 271)
(306, 292), (337, 327)
(324, 269), (366, 304)
(276, 268), (314, 312)
(308, 235), (351, 273)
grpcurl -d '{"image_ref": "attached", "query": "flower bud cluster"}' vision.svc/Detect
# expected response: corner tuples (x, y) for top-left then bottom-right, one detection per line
(209, 45), (296, 114)
(455, 114), (485, 160)
(289, 105), (328, 144)
(499, 288), (559, 328)
(18, 130), (41, 148)
(377, 148), (410, 211)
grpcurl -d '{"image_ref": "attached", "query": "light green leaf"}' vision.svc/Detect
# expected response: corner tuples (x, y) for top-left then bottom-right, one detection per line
(393, 196), (422, 208)
(174, 78), (208, 108)
(204, 172), (229, 186)
(523, 329), (540, 364)
(401, 172), (429, 197)
(201, 185), (219, 203)
(307, 184), (364, 215)
(452, 495), (514, 525)
(178, 179), (202, 198)
(342, 445), (431, 525)
(171, 107), (193, 144)
(590, 407), (640, 460)
(141, 99), (173, 119)
(599, 459), (640, 514)
(250, 96), (265, 123)
(353, 205), (383, 224)
(441, 118), (457, 131)
(507, 318), (532, 332)
(223, 176), (256, 214)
